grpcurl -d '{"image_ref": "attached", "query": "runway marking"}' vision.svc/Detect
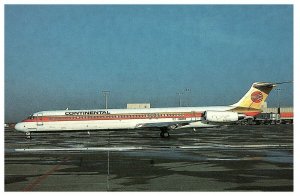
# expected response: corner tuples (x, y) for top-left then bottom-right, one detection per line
(13, 144), (292, 152)
(178, 144), (292, 149)
(15, 146), (144, 152)
(22, 156), (70, 191)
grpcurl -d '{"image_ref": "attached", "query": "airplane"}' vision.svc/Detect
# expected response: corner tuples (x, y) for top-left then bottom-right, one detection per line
(15, 82), (276, 139)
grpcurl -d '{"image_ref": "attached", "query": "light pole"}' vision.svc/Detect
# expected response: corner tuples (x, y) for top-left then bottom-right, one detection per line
(185, 88), (191, 106)
(275, 88), (282, 108)
(176, 92), (183, 107)
(102, 91), (110, 109)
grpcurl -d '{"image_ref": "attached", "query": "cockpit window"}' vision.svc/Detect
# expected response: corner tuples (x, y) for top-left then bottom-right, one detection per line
(27, 115), (34, 119)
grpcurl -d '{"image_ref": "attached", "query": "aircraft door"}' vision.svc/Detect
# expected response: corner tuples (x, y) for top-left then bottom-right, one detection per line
(191, 111), (197, 121)
(36, 113), (44, 126)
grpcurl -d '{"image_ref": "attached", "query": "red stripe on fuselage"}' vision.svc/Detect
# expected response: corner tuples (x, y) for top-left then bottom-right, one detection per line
(22, 112), (203, 122)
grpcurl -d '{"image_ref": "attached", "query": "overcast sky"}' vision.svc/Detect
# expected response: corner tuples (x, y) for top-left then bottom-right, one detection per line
(5, 5), (293, 122)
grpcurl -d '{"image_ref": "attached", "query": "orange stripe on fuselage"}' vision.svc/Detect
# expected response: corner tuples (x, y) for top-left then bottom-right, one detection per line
(243, 111), (261, 117)
(230, 107), (261, 117)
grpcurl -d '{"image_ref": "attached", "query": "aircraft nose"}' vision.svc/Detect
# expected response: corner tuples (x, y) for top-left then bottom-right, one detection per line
(15, 122), (26, 132)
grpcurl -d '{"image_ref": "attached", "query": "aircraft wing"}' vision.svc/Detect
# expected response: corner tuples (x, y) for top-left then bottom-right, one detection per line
(135, 120), (194, 129)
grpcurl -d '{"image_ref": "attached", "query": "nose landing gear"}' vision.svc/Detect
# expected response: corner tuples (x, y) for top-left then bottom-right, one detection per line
(160, 128), (170, 138)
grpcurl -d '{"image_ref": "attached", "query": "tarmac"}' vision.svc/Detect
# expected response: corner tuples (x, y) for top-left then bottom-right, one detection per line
(5, 124), (293, 191)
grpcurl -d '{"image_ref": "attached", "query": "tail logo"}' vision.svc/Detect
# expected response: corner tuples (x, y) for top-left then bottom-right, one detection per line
(251, 91), (263, 103)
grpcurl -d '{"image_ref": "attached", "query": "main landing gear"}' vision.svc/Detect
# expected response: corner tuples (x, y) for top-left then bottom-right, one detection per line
(25, 132), (31, 139)
(160, 128), (170, 138)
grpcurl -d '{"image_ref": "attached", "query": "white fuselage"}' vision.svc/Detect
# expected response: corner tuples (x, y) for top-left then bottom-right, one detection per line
(15, 106), (234, 133)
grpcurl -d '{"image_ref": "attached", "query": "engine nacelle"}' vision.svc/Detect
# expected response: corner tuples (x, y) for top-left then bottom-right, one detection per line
(203, 111), (245, 123)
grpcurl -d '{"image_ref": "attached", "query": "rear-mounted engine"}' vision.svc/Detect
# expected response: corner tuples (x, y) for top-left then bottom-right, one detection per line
(203, 111), (245, 123)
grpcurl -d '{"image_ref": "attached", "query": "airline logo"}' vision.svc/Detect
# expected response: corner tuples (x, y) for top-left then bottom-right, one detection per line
(251, 91), (263, 103)
(65, 111), (110, 115)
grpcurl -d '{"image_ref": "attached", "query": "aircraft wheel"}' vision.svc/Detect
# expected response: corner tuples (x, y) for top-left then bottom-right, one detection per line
(25, 132), (31, 139)
(160, 131), (170, 138)
(163, 131), (170, 138)
(160, 132), (164, 138)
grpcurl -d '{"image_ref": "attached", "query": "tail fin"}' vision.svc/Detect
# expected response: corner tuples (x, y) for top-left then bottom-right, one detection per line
(231, 82), (276, 110)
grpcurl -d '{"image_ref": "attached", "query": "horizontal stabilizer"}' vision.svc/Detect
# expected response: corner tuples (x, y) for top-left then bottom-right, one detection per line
(252, 82), (276, 89)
